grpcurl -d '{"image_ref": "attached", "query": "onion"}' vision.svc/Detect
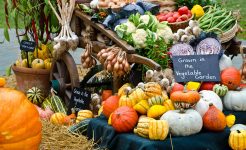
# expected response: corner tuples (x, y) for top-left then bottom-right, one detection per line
(85, 57), (91, 64)
(114, 61), (119, 71)
(106, 53), (116, 61)
(107, 63), (113, 72)
(111, 57), (117, 65)
(102, 52), (109, 58)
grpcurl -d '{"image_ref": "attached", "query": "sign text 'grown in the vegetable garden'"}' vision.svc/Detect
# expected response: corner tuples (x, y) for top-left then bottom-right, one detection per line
(172, 55), (221, 82)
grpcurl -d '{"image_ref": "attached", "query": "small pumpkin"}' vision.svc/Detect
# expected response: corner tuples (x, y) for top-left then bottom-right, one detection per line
(133, 100), (150, 115)
(119, 89), (136, 108)
(76, 110), (93, 123)
(195, 90), (223, 117)
(199, 82), (216, 91)
(230, 124), (246, 131)
(203, 103), (226, 131)
(226, 114), (236, 128)
(134, 116), (154, 138)
(50, 112), (67, 125)
(223, 88), (246, 111)
(160, 109), (203, 136)
(129, 88), (147, 103)
(64, 109), (77, 126)
(147, 105), (167, 119)
(44, 58), (52, 70)
(0, 88), (42, 149)
(0, 77), (6, 87)
(102, 90), (113, 101)
(102, 95), (120, 118)
(144, 82), (162, 99)
(229, 130), (246, 150)
(148, 95), (165, 106)
(163, 99), (175, 110)
(111, 106), (138, 133)
(149, 120), (169, 140)
(170, 83), (184, 94)
(213, 84), (228, 97)
(27, 87), (44, 105)
(32, 58), (45, 69)
(118, 83), (132, 97)
(171, 90), (200, 109)
(221, 67), (241, 90)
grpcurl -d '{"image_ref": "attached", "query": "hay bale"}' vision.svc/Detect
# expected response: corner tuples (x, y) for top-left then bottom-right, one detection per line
(40, 120), (94, 150)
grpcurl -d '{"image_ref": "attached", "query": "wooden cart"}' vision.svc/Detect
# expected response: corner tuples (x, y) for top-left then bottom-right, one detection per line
(50, 8), (246, 106)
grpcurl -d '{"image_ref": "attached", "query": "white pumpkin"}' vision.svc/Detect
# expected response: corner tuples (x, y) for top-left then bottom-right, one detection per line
(223, 88), (246, 111)
(195, 90), (223, 117)
(230, 124), (246, 131)
(160, 109), (203, 136)
(219, 54), (233, 71)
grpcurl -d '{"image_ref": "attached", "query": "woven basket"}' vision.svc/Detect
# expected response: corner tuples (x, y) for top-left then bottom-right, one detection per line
(220, 21), (239, 43)
(168, 14), (194, 32)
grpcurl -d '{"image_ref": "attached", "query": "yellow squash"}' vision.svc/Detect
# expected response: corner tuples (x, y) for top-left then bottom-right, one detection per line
(76, 110), (93, 123)
(229, 130), (246, 150)
(226, 114), (236, 128)
(133, 100), (150, 115)
(147, 105), (167, 119)
(134, 116), (155, 138)
(129, 88), (147, 103)
(149, 120), (169, 140)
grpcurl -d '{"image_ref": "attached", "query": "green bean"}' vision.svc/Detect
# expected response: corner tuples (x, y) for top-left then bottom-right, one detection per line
(213, 11), (232, 28)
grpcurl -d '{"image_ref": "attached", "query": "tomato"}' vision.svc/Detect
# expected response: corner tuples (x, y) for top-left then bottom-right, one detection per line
(166, 12), (174, 18)
(173, 12), (181, 20)
(176, 18), (183, 22)
(187, 10), (192, 18)
(178, 6), (189, 15)
(156, 15), (168, 22)
(180, 14), (189, 21)
(167, 17), (175, 23)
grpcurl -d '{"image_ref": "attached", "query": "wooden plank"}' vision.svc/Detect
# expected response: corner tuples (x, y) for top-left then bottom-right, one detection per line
(127, 54), (162, 71)
(74, 9), (136, 54)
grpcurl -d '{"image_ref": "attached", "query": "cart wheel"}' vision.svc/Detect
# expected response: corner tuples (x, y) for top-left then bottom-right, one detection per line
(50, 51), (80, 106)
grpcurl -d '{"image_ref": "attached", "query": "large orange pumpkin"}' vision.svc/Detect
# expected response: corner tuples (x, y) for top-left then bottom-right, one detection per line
(203, 103), (226, 131)
(103, 95), (120, 118)
(221, 67), (241, 90)
(0, 88), (42, 149)
(102, 90), (113, 101)
(111, 106), (138, 132)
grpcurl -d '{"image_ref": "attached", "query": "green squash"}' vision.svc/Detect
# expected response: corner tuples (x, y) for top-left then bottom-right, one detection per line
(213, 84), (228, 97)
(26, 87), (44, 105)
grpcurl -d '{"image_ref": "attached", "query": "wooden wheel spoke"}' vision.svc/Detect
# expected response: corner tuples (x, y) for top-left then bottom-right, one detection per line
(53, 73), (60, 80)
(65, 90), (72, 99)
(56, 61), (66, 78)
(66, 83), (72, 88)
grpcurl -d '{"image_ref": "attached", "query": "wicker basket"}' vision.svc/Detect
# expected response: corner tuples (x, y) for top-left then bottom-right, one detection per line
(168, 14), (194, 32)
(220, 21), (239, 43)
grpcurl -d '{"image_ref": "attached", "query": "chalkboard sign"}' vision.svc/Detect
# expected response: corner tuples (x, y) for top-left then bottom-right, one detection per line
(68, 87), (91, 114)
(172, 55), (221, 82)
(20, 40), (36, 52)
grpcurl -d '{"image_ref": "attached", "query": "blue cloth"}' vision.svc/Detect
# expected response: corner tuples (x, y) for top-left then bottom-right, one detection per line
(87, 111), (246, 150)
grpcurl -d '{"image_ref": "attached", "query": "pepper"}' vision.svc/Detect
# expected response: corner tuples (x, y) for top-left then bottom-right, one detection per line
(191, 5), (205, 19)
(32, 19), (39, 45)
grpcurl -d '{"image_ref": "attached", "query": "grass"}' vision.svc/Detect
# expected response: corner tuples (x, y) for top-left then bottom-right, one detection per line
(0, 0), (245, 39)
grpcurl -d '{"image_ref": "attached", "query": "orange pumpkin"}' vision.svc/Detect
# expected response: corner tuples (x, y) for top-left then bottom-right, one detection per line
(103, 95), (120, 118)
(203, 103), (226, 131)
(170, 83), (184, 94)
(0, 77), (6, 87)
(102, 90), (113, 101)
(170, 90), (200, 109)
(111, 106), (138, 132)
(0, 88), (42, 149)
(221, 67), (241, 90)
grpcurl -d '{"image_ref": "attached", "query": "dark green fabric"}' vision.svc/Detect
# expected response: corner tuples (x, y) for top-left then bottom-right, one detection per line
(87, 111), (246, 150)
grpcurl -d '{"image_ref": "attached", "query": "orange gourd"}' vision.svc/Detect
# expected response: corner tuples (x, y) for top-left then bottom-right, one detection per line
(0, 88), (42, 149)
(203, 103), (226, 131)
(103, 95), (120, 118)
(221, 67), (241, 90)
(170, 90), (200, 108)
(111, 106), (138, 133)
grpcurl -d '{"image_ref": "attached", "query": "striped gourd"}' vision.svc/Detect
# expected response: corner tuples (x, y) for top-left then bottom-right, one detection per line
(27, 87), (44, 105)
(76, 110), (93, 123)
(134, 116), (154, 138)
(213, 84), (228, 97)
(149, 120), (169, 140)
(148, 96), (164, 106)
(68, 119), (92, 135)
(50, 94), (67, 114)
(133, 100), (150, 115)
(144, 82), (162, 99)
(42, 96), (52, 109)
